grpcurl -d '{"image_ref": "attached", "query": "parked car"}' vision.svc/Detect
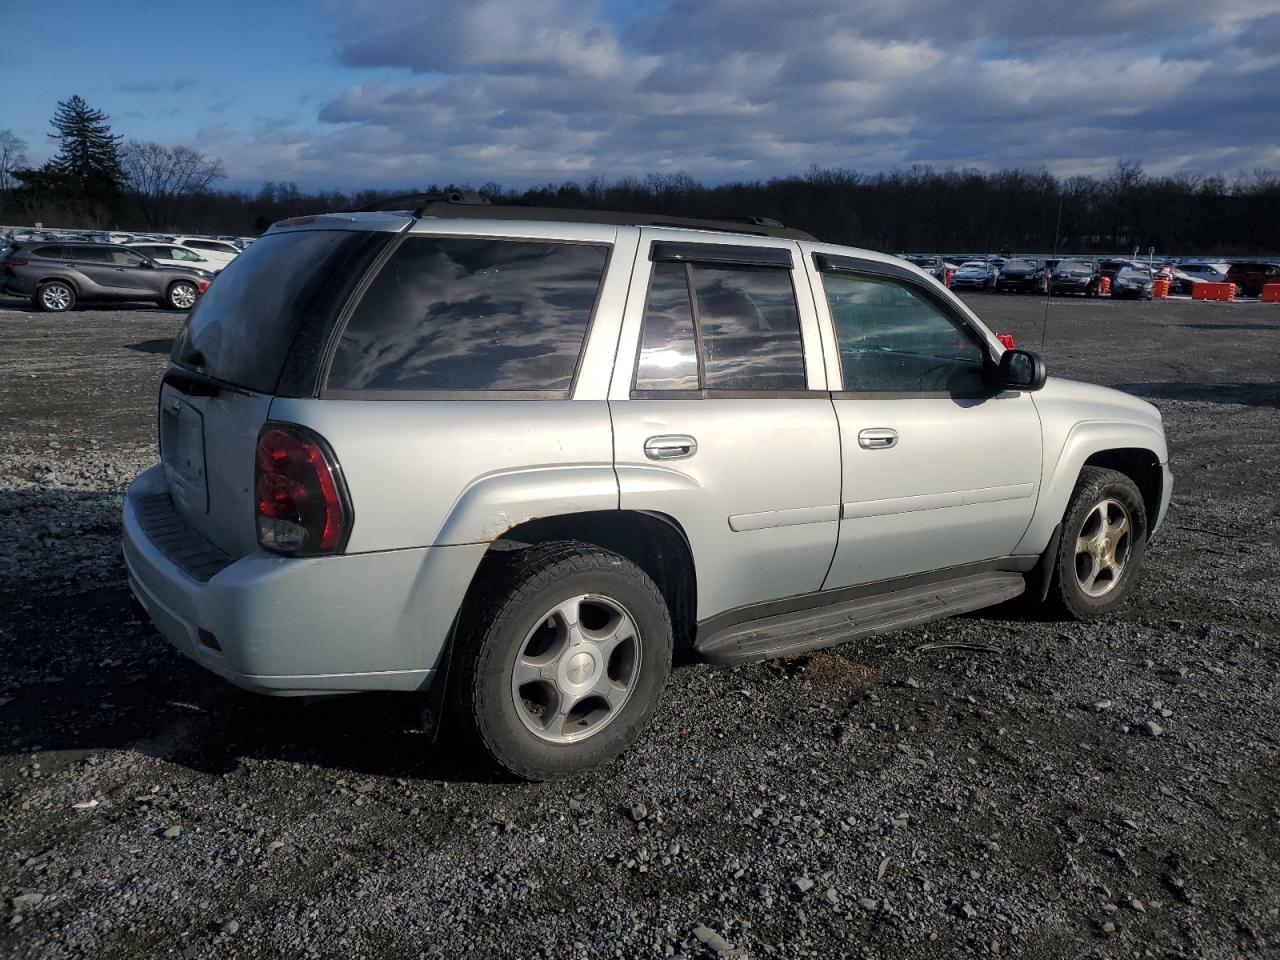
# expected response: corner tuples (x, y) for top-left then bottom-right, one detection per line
(1110, 265), (1154, 300)
(171, 237), (241, 268)
(1225, 261), (1280, 298)
(1049, 259), (1096, 296)
(952, 260), (998, 289)
(128, 242), (223, 274)
(903, 255), (947, 282)
(1089, 259), (1137, 296)
(994, 258), (1045, 293)
(119, 204), (1175, 780)
(0, 241), (211, 311)
(1176, 261), (1230, 284)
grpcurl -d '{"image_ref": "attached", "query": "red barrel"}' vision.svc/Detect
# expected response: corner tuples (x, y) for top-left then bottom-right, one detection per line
(944, 266), (956, 288)
(1098, 275), (1112, 296)
(1152, 277), (1170, 299)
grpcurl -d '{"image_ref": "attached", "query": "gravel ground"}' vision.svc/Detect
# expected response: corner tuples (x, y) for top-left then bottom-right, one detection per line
(1, 292), (1278, 959)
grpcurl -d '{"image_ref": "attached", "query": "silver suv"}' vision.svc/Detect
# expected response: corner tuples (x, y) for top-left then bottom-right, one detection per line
(123, 199), (1172, 780)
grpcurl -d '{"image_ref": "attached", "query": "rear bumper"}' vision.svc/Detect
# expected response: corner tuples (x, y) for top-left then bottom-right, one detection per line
(122, 466), (485, 696)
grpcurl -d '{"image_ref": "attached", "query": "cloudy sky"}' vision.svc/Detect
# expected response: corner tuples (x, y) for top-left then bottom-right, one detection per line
(5, 0), (1279, 191)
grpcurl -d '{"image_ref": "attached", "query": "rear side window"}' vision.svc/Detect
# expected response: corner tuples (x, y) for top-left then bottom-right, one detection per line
(31, 245), (64, 259)
(326, 237), (609, 395)
(694, 266), (805, 390)
(634, 260), (807, 393)
(171, 230), (390, 393)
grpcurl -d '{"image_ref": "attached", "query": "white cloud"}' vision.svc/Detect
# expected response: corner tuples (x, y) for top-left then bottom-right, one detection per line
(204, 0), (1280, 188)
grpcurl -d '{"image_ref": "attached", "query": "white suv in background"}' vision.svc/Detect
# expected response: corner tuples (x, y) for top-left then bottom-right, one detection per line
(171, 237), (241, 269)
(128, 242), (223, 273)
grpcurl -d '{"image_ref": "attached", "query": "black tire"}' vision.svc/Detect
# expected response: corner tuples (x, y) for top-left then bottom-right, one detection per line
(449, 541), (673, 780)
(165, 280), (198, 310)
(35, 281), (75, 313)
(1048, 467), (1148, 620)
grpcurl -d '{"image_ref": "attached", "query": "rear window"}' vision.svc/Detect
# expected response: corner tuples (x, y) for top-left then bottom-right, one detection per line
(171, 229), (390, 393)
(326, 237), (609, 395)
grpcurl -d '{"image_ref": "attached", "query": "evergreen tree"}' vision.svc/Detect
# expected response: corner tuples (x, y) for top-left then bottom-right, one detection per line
(43, 95), (124, 202)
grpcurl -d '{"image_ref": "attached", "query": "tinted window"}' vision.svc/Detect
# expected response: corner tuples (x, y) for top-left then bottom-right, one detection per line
(328, 237), (609, 394)
(635, 262), (699, 391)
(70, 246), (111, 263)
(31, 245), (64, 259)
(822, 273), (987, 394)
(108, 248), (146, 266)
(692, 265), (805, 390)
(172, 229), (390, 393)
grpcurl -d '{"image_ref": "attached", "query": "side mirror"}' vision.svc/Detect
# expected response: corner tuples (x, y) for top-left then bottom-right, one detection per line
(997, 349), (1047, 391)
(140, 259), (155, 269)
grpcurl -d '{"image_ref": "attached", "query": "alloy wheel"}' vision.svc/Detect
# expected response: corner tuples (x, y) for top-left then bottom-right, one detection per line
(170, 283), (197, 309)
(1074, 498), (1133, 598)
(42, 285), (72, 310)
(510, 594), (643, 744)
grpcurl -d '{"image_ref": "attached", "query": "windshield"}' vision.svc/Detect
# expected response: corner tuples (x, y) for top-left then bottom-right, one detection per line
(959, 261), (985, 269)
(1118, 267), (1151, 280)
(171, 229), (391, 392)
(1057, 260), (1091, 273)
(1004, 259), (1036, 270)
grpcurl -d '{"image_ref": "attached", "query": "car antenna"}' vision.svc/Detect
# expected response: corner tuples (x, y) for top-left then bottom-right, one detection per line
(1040, 192), (1065, 354)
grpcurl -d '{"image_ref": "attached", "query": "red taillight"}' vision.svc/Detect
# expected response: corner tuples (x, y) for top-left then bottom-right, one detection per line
(254, 423), (351, 556)
(996, 333), (1015, 350)
(3, 259), (28, 268)
(197, 279), (211, 293)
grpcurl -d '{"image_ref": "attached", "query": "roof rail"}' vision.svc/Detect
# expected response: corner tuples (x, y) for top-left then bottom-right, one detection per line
(354, 191), (491, 214)
(410, 198), (815, 241)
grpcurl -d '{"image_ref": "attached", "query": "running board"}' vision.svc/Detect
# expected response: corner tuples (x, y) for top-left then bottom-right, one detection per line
(695, 572), (1026, 665)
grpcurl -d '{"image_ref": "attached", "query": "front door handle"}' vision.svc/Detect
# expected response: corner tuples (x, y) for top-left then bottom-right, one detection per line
(644, 434), (698, 461)
(858, 428), (898, 450)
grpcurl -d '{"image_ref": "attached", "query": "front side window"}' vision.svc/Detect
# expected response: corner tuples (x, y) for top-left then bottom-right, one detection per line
(633, 259), (807, 393)
(821, 272), (987, 395)
(327, 237), (609, 394)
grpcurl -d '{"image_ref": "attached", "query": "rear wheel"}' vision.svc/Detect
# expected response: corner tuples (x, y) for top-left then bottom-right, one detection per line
(35, 281), (75, 312)
(450, 542), (673, 780)
(165, 280), (198, 310)
(1048, 467), (1148, 619)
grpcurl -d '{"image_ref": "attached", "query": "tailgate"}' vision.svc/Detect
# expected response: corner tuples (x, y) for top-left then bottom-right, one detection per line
(159, 380), (273, 559)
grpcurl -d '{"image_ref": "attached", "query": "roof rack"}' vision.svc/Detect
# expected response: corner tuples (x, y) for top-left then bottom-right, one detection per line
(351, 192), (814, 241)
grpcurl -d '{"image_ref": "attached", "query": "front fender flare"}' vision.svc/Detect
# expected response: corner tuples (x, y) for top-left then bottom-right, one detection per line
(1014, 418), (1167, 555)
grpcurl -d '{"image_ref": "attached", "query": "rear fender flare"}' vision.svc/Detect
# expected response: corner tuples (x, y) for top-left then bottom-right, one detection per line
(434, 465), (620, 546)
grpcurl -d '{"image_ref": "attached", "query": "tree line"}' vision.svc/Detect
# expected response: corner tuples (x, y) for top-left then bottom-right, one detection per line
(2, 96), (1278, 255)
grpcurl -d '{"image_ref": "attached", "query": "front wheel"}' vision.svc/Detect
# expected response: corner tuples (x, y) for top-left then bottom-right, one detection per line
(1048, 467), (1148, 619)
(449, 542), (673, 780)
(165, 280), (198, 310)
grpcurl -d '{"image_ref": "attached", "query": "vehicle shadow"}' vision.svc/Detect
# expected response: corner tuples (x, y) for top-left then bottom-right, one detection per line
(127, 338), (175, 355)
(1110, 381), (1279, 408)
(0, 485), (509, 784)
(0, 576), (510, 783)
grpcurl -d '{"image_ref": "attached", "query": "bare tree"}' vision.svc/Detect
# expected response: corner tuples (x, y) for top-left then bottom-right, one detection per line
(121, 140), (226, 228)
(0, 130), (30, 192)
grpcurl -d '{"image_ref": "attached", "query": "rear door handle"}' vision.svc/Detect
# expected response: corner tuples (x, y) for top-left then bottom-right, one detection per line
(858, 428), (898, 450)
(644, 434), (698, 461)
